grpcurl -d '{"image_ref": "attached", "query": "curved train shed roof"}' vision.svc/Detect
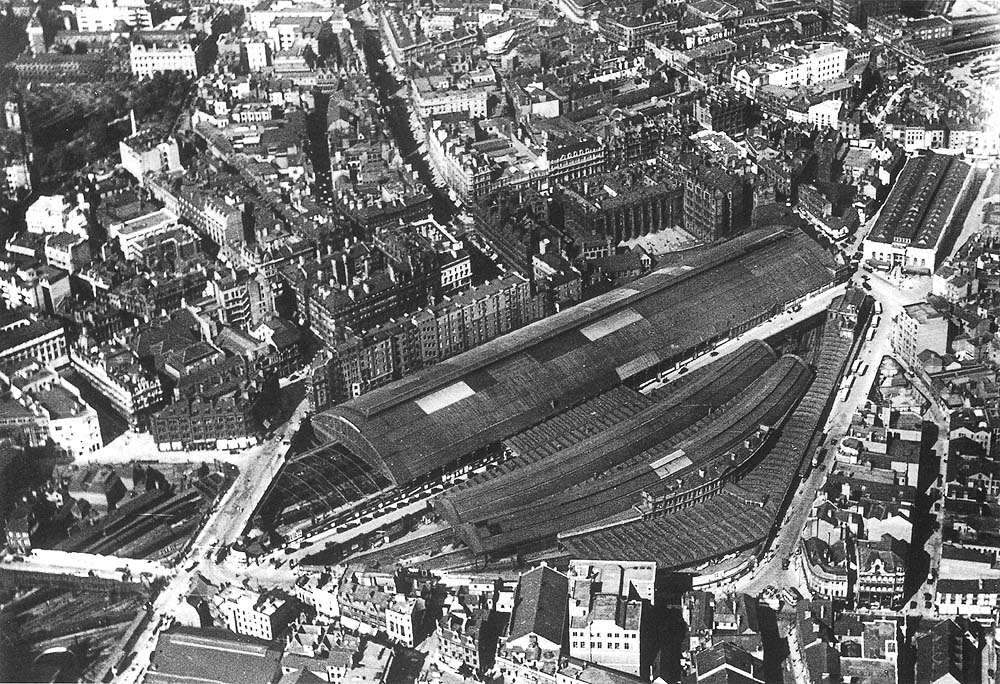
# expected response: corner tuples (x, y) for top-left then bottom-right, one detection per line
(313, 228), (835, 486)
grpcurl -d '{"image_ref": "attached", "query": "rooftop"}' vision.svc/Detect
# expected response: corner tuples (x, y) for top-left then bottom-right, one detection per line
(314, 229), (834, 487)
(146, 626), (282, 684)
(509, 565), (568, 645)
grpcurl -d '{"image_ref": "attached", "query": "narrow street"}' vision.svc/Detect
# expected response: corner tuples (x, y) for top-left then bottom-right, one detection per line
(354, 21), (454, 223)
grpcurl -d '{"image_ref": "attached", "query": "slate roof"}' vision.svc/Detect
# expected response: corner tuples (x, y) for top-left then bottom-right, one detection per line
(508, 565), (568, 645)
(146, 626), (282, 684)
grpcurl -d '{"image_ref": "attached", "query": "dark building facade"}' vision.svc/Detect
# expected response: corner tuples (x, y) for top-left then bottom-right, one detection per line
(694, 89), (752, 138)
(558, 170), (684, 243)
(683, 165), (752, 242)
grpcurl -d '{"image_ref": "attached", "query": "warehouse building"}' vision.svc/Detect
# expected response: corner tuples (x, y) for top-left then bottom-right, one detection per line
(862, 152), (974, 274)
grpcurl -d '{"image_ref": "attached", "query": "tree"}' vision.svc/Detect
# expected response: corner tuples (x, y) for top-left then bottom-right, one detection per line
(303, 43), (316, 71)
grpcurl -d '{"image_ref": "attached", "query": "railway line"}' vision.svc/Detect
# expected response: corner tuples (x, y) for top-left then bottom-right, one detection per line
(438, 341), (778, 523)
(459, 354), (815, 555)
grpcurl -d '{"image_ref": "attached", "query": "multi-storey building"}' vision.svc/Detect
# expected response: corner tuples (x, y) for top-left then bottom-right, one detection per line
(25, 194), (88, 236)
(558, 169), (684, 243)
(412, 80), (492, 120)
(597, 8), (667, 50)
(731, 43), (849, 98)
(856, 535), (908, 608)
(69, 345), (163, 429)
(74, 0), (151, 32)
(211, 268), (275, 332)
(0, 313), (68, 368)
(108, 208), (180, 258)
(890, 301), (948, 369)
(130, 42), (197, 78)
(148, 176), (245, 259)
(907, 15), (953, 41)
(335, 570), (425, 645)
(438, 602), (492, 675)
(683, 164), (751, 243)
(217, 586), (298, 641)
(43, 232), (90, 274)
(862, 153), (973, 273)
(547, 137), (605, 185)
(320, 274), (536, 404)
(119, 132), (182, 185)
(4, 507), (33, 554)
(694, 89), (752, 138)
(280, 621), (361, 683)
(935, 579), (1000, 623)
(949, 408), (996, 457)
(0, 263), (71, 314)
(150, 390), (261, 451)
(496, 565), (568, 684)
(0, 360), (102, 458)
(800, 537), (851, 601)
(567, 560), (653, 676)
(386, 594), (425, 648)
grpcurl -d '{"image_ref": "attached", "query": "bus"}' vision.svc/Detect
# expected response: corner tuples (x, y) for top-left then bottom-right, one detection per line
(851, 360), (863, 375)
(860, 363), (869, 376)
(872, 315), (881, 328)
(838, 388), (849, 402)
(874, 302), (883, 315)
(867, 328), (876, 342)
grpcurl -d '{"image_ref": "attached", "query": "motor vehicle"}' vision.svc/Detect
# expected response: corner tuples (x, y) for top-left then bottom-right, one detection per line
(678, 367), (689, 374)
(782, 559), (790, 570)
(710, 351), (719, 357)
(862, 282), (872, 290)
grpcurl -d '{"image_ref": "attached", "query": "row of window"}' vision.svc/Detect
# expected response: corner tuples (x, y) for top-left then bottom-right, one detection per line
(570, 630), (638, 639)
(571, 641), (631, 650)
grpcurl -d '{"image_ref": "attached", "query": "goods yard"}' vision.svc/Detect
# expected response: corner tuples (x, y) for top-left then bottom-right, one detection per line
(0, 587), (149, 682)
(50, 470), (231, 562)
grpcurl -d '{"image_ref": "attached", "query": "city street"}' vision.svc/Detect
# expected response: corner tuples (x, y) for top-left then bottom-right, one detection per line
(736, 270), (932, 597)
(640, 281), (849, 395)
(114, 395), (310, 684)
(949, 164), (998, 260)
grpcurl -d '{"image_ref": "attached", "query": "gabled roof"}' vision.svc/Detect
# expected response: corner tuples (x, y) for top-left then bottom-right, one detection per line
(508, 565), (568, 645)
(147, 626), (281, 684)
(695, 642), (764, 684)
